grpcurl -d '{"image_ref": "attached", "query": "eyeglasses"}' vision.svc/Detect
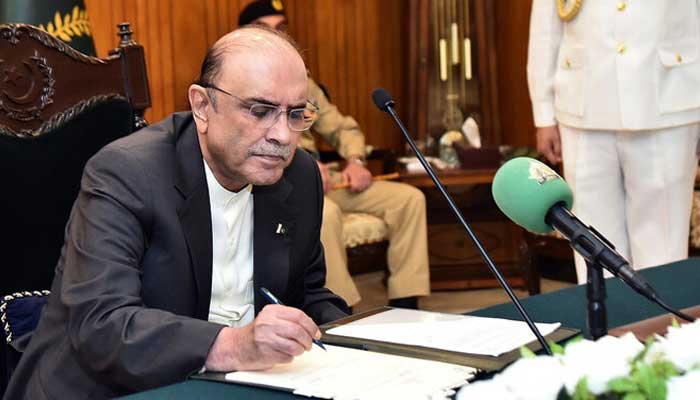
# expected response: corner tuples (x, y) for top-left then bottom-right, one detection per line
(205, 84), (318, 132)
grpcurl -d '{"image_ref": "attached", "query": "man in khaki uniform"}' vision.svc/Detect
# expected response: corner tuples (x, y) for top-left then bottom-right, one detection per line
(239, 0), (430, 308)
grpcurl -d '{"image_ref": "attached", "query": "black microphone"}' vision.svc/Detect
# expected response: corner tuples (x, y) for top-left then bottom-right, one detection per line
(548, 205), (695, 323)
(372, 88), (553, 355)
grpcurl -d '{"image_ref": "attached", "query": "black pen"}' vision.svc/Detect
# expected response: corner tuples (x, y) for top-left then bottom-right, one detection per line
(259, 287), (327, 351)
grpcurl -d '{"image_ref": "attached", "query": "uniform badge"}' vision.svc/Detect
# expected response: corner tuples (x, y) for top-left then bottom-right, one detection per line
(528, 160), (560, 185)
(557, 0), (582, 22)
(272, 0), (284, 12)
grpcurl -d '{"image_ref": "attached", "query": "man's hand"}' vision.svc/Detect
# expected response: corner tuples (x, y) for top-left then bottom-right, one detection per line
(317, 161), (332, 194)
(204, 305), (321, 371)
(341, 162), (372, 193)
(536, 126), (562, 165)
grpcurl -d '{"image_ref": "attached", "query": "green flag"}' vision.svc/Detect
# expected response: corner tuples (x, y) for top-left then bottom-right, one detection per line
(0, 0), (96, 56)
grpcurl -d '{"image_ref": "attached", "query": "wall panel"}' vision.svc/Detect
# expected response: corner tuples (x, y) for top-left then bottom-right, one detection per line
(85, 0), (408, 152)
(494, 0), (535, 149)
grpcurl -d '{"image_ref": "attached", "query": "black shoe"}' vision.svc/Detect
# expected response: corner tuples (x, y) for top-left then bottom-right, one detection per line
(388, 296), (418, 309)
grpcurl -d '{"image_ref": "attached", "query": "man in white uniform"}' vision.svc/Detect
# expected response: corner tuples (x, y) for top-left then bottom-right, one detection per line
(528, 0), (700, 283)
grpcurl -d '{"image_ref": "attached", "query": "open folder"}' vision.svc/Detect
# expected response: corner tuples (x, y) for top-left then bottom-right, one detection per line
(320, 307), (578, 372)
(192, 307), (578, 398)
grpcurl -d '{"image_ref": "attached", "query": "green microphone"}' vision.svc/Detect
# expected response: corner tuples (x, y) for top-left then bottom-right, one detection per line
(492, 157), (573, 234)
(492, 157), (696, 325)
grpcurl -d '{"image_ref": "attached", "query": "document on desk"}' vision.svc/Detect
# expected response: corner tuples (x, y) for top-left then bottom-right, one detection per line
(225, 344), (475, 400)
(326, 308), (561, 357)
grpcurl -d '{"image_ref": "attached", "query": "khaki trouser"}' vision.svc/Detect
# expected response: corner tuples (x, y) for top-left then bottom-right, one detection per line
(322, 181), (431, 306)
(559, 124), (700, 284)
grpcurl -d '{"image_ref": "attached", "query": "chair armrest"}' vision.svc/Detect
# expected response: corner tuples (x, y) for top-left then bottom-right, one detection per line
(1, 290), (50, 347)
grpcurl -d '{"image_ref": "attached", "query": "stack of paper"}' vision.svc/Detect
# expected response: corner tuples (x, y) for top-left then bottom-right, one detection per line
(326, 308), (561, 357)
(225, 344), (476, 400)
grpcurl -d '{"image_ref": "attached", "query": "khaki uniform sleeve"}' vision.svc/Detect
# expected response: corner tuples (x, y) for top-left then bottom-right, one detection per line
(306, 77), (366, 159)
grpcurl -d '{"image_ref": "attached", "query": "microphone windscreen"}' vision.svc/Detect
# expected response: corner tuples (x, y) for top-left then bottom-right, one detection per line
(372, 88), (394, 111)
(492, 157), (573, 234)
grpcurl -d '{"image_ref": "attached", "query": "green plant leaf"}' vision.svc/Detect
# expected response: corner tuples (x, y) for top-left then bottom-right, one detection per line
(563, 335), (584, 352)
(644, 336), (656, 347)
(520, 346), (536, 358)
(622, 393), (645, 400)
(648, 379), (666, 400)
(631, 337), (655, 364)
(572, 377), (594, 400)
(548, 340), (565, 355)
(634, 363), (657, 396)
(652, 360), (680, 379)
(608, 377), (638, 393)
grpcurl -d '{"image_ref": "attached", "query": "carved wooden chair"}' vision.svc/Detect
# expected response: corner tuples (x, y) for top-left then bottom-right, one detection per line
(0, 22), (150, 394)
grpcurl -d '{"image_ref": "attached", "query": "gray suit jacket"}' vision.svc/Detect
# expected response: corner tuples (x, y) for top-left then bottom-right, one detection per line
(4, 112), (348, 400)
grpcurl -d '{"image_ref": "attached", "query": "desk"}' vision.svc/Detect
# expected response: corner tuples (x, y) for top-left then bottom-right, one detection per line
(399, 168), (535, 293)
(398, 168), (496, 187)
(118, 258), (700, 400)
(469, 258), (700, 332)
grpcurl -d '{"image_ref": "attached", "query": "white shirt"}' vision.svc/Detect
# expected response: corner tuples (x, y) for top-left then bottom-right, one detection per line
(204, 160), (255, 327)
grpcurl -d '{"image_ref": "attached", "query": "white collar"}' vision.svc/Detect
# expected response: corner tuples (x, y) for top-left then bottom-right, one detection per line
(203, 160), (252, 209)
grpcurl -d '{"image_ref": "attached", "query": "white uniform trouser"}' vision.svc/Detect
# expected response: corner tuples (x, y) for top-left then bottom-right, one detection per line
(559, 124), (700, 284)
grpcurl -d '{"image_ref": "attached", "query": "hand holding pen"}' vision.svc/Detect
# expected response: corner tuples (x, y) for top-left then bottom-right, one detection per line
(204, 293), (326, 372)
(260, 287), (327, 351)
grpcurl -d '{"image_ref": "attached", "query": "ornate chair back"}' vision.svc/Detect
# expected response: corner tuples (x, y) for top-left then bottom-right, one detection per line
(0, 22), (150, 394)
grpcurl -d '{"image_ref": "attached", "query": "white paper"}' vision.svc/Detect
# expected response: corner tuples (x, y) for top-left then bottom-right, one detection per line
(398, 156), (448, 172)
(462, 116), (481, 148)
(327, 309), (560, 357)
(225, 344), (475, 400)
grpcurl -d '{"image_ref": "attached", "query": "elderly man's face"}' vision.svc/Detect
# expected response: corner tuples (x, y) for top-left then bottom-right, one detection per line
(200, 42), (307, 190)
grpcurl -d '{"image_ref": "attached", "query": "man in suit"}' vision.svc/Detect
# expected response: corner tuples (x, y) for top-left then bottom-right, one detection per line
(4, 26), (348, 399)
(238, 0), (431, 309)
(528, 0), (700, 283)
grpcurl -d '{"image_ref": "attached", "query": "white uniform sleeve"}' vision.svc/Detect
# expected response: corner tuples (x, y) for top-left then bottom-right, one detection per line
(527, 0), (564, 127)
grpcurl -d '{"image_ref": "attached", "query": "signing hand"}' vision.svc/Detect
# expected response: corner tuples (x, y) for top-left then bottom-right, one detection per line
(204, 304), (321, 371)
(341, 162), (372, 193)
(536, 126), (562, 165)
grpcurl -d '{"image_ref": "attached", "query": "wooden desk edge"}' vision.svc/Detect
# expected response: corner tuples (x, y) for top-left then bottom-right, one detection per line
(609, 306), (700, 341)
(399, 168), (497, 187)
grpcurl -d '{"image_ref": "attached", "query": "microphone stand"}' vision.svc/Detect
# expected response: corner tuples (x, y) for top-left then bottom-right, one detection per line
(586, 261), (607, 339)
(381, 102), (552, 355)
(546, 205), (696, 325)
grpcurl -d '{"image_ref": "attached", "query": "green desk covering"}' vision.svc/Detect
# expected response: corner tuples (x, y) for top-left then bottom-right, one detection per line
(118, 258), (700, 399)
(470, 258), (700, 331)
(119, 379), (296, 400)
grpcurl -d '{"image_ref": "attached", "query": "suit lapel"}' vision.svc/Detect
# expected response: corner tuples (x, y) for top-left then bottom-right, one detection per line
(253, 179), (296, 314)
(173, 115), (213, 320)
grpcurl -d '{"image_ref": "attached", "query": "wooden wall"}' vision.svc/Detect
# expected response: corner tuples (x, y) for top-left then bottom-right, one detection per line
(493, 0), (535, 149)
(84, 0), (408, 151)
